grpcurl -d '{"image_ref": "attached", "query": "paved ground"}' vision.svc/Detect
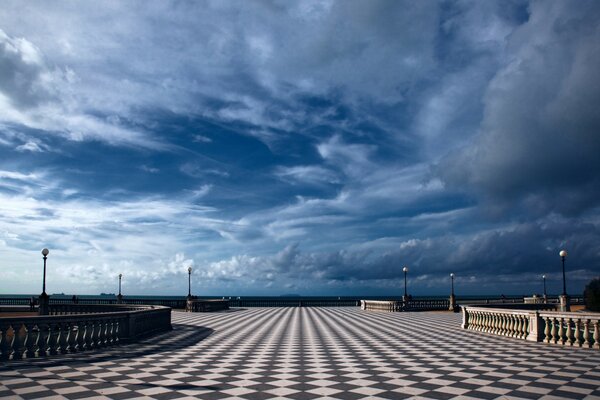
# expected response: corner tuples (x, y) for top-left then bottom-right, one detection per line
(1, 308), (600, 399)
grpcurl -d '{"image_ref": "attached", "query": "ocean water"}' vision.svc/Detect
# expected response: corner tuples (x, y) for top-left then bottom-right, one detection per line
(0, 294), (527, 301)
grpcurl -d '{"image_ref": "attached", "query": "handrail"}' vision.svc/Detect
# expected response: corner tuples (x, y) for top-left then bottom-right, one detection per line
(0, 305), (171, 361)
(462, 305), (599, 349)
(186, 299), (229, 312)
(361, 299), (451, 312)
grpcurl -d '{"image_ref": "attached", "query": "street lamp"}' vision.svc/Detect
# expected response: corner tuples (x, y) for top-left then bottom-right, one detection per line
(41, 248), (49, 295)
(403, 266), (408, 299)
(558, 250), (570, 312)
(117, 274), (123, 304)
(542, 275), (547, 297)
(188, 267), (193, 298)
(39, 248), (50, 315)
(559, 250), (567, 295)
(449, 273), (457, 312)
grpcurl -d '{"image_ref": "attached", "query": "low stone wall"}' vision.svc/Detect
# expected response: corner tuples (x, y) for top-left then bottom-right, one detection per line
(361, 299), (452, 312)
(0, 305), (172, 361)
(462, 306), (600, 349)
(186, 299), (229, 312)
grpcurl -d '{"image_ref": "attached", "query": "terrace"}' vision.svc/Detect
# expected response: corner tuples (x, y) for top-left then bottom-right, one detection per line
(1, 308), (599, 399)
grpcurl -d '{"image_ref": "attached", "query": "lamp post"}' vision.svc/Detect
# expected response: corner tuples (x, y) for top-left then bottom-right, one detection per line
(117, 274), (123, 304)
(402, 266), (408, 301)
(559, 250), (567, 295)
(449, 273), (457, 311)
(41, 248), (49, 295)
(559, 250), (570, 311)
(39, 248), (50, 315)
(188, 267), (192, 298)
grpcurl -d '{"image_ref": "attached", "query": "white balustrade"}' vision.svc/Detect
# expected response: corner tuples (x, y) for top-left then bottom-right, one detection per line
(463, 306), (599, 349)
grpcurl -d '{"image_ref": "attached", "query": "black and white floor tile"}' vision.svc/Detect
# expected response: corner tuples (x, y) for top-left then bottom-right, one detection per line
(1, 308), (599, 399)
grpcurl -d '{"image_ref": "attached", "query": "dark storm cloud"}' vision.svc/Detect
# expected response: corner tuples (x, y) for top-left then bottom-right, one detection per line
(437, 1), (600, 218)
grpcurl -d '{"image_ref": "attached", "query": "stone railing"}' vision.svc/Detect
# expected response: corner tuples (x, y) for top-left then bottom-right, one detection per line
(227, 298), (360, 307)
(538, 311), (600, 348)
(361, 300), (400, 312)
(186, 299), (229, 312)
(462, 306), (600, 349)
(0, 305), (171, 361)
(361, 299), (451, 312)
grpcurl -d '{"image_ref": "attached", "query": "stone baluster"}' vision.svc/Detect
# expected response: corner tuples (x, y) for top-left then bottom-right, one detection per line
(564, 318), (573, 346)
(108, 319), (116, 344)
(517, 316), (523, 339)
(513, 315), (520, 338)
(83, 320), (92, 350)
(0, 324), (12, 360)
(90, 320), (99, 348)
(478, 312), (485, 331)
(58, 322), (70, 354)
(544, 317), (551, 343)
(75, 323), (85, 351)
(558, 318), (567, 345)
(593, 321), (599, 349)
(581, 319), (590, 348)
(98, 320), (107, 347)
(66, 322), (77, 353)
(551, 317), (558, 344)
(12, 324), (27, 359)
(24, 323), (37, 358)
(483, 312), (489, 331)
(508, 315), (515, 337)
(573, 319), (583, 347)
(36, 323), (48, 357)
(47, 323), (60, 355)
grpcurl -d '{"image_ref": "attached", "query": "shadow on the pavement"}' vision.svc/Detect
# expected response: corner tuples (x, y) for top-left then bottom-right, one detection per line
(0, 323), (214, 370)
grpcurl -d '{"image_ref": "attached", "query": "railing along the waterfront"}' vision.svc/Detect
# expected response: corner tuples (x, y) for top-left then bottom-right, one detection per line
(0, 297), (187, 309)
(0, 305), (171, 361)
(186, 299), (229, 312)
(462, 306), (600, 349)
(228, 299), (360, 307)
(361, 299), (451, 312)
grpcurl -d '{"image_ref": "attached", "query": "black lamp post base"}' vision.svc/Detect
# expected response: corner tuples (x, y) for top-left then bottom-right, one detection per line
(117, 294), (123, 304)
(38, 292), (50, 316)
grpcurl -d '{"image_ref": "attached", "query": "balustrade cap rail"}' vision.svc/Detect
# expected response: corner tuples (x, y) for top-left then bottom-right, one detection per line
(463, 306), (547, 315)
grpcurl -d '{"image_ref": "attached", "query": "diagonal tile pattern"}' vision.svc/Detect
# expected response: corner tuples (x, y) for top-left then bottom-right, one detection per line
(1, 308), (600, 399)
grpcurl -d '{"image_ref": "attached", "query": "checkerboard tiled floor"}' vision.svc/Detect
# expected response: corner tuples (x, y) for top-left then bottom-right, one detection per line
(1, 308), (600, 399)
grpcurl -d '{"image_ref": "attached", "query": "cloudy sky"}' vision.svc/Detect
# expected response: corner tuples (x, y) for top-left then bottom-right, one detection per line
(1, 1), (599, 297)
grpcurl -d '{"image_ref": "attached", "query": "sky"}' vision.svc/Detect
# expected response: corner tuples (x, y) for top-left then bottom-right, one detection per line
(0, 0), (599, 297)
